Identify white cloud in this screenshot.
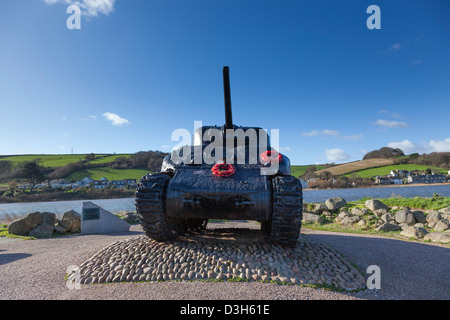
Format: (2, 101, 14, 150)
(341, 134, 363, 141)
(325, 148, 350, 162)
(390, 43, 402, 51)
(428, 138, 450, 152)
(387, 140, 417, 154)
(301, 129, 362, 141)
(102, 112, 130, 126)
(379, 110, 401, 119)
(322, 130, 339, 137)
(301, 130, 320, 137)
(81, 115, 97, 122)
(372, 119, 409, 129)
(388, 138, 450, 154)
(44, 0, 116, 17)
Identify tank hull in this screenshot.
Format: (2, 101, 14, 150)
(165, 166, 271, 221)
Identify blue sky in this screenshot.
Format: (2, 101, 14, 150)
(0, 0, 449, 165)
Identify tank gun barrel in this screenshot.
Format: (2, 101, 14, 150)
(223, 66, 233, 129)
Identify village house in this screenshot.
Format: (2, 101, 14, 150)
(111, 180, 127, 188)
(18, 183, 33, 190)
(390, 177, 403, 185)
(49, 179, 73, 189)
(124, 179, 137, 187)
(389, 169, 410, 177)
(408, 174, 446, 184)
(93, 178, 110, 189)
(375, 176, 392, 185)
(374, 175, 404, 185)
(77, 177, 94, 187)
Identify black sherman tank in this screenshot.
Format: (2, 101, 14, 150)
(135, 66, 303, 246)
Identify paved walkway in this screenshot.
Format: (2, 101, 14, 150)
(0, 224, 449, 300)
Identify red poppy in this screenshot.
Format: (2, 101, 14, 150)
(211, 163, 236, 177)
(260, 150, 282, 164)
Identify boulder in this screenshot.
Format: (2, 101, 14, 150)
(338, 211, 350, 219)
(321, 211, 332, 217)
(62, 210, 81, 233)
(302, 212, 323, 224)
(313, 204, 328, 214)
(54, 225, 67, 234)
(357, 219, 367, 227)
(434, 219, 449, 232)
(8, 212, 53, 236)
(428, 222, 437, 229)
(58, 219, 73, 232)
(365, 199, 389, 212)
(410, 210, 427, 224)
(340, 215, 360, 226)
(376, 223, 401, 232)
(373, 208, 388, 218)
(426, 210, 442, 223)
(399, 223, 411, 230)
(381, 212, 395, 223)
(424, 232, 450, 243)
(438, 207, 450, 215)
(70, 219, 81, 233)
(395, 209, 416, 226)
(400, 226, 428, 239)
(41, 212, 56, 226)
(62, 210, 81, 222)
(29, 223, 54, 238)
(351, 207, 368, 216)
(325, 197, 347, 211)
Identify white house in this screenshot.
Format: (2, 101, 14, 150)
(93, 179, 109, 189)
(49, 179, 73, 189)
(78, 177, 94, 187)
(389, 170, 409, 178)
(111, 180, 126, 188)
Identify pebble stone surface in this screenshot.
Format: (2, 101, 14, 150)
(71, 226, 367, 292)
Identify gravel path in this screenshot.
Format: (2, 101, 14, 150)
(0, 222, 449, 300)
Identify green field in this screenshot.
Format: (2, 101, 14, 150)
(86, 154, 132, 165)
(291, 165, 326, 178)
(345, 164, 448, 178)
(67, 167, 151, 181)
(0, 154, 107, 168)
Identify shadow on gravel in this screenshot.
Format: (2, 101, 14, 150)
(0, 253, 32, 266)
(304, 232, 450, 300)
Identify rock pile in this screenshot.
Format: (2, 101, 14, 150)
(69, 231, 367, 291)
(303, 198, 450, 244)
(8, 210, 81, 238)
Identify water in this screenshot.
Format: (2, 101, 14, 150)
(303, 184, 450, 203)
(1, 184, 449, 223)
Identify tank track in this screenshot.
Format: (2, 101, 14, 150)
(135, 173, 184, 240)
(270, 176, 303, 247)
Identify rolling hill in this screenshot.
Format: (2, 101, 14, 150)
(315, 158, 395, 176)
